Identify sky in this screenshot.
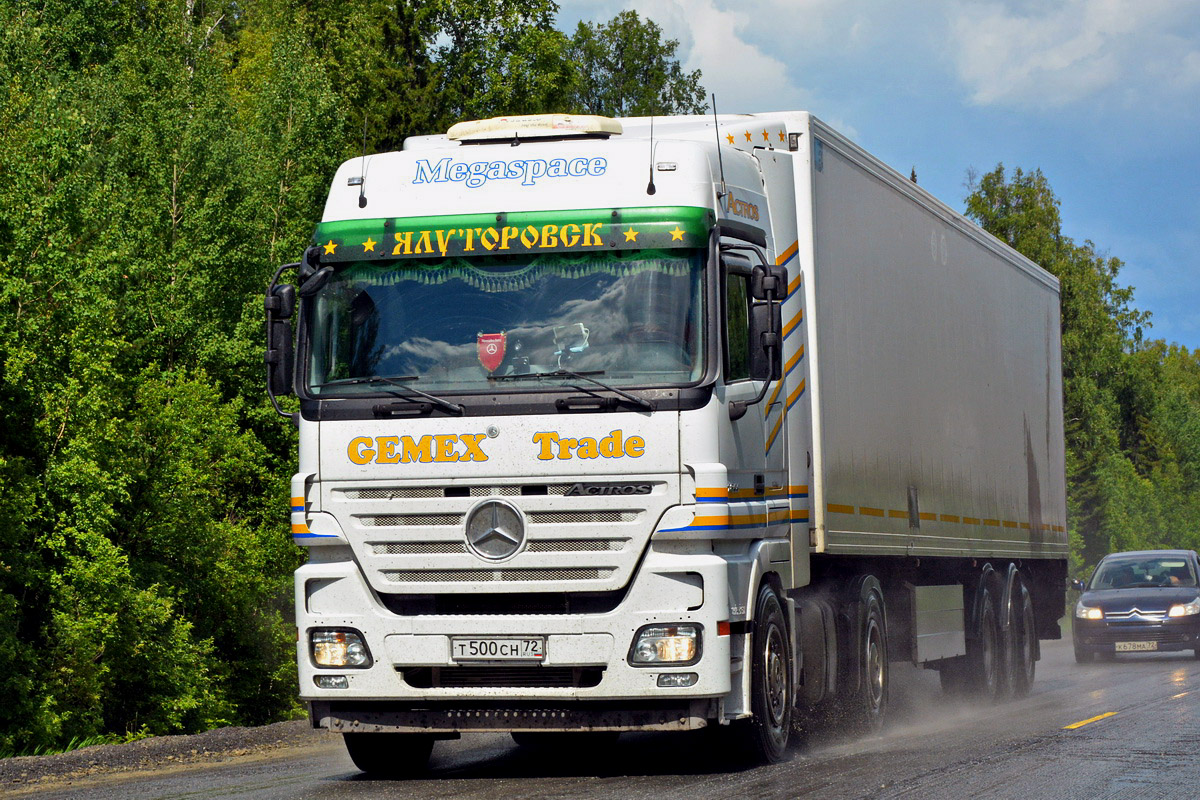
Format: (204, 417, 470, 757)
(558, 0, 1200, 350)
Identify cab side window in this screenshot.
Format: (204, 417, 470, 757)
(724, 271, 752, 381)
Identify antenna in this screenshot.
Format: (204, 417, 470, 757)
(711, 94, 726, 199)
(358, 115, 368, 208)
(646, 116, 657, 196)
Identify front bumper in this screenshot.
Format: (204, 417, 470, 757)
(295, 542, 732, 731)
(1073, 617, 1200, 654)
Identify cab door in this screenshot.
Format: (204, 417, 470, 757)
(718, 248, 772, 529)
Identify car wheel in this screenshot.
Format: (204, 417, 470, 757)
(1073, 643, 1093, 663)
(343, 732, 434, 777)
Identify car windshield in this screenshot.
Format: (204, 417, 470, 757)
(1090, 557, 1197, 589)
(305, 248, 704, 395)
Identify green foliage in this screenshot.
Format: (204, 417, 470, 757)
(567, 11, 707, 117)
(966, 166, 1200, 575)
(0, 0, 703, 753)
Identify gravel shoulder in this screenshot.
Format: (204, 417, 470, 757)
(0, 719, 338, 792)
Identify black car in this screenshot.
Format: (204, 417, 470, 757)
(1072, 549, 1200, 662)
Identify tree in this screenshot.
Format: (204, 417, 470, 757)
(567, 11, 707, 117)
(965, 165, 1200, 573)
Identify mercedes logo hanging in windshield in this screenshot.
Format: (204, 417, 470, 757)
(464, 499, 526, 561)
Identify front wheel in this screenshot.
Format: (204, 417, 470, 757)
(742, 582, 793, 763)
(343, 732, 434, 778)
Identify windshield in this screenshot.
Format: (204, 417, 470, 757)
(306, 249, 705, 395)
(1089, 557, 1198, 589)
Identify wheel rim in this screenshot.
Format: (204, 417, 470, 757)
(866, 617, 885, 710)
(764, 623, 787, 726)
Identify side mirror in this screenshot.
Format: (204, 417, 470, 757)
(747, 302, 782, 381)
(265, 283, 296, 398)
(299, 266, 334, 298)
(1070, 578, 1086, 592)
(751, 264, 788, 301)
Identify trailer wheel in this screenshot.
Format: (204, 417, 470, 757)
(1008, 574, 1037, 697)
(745, 582, 792, 763)
(343, 732, 434, 777)
(967, 575, 1002, 701)
(844, 578, 889, 732)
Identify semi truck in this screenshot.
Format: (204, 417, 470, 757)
(264, 111, 1069, 774)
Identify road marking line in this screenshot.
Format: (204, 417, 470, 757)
(1173, 691, 1190, 699)
(1063, 712, 1117, 730)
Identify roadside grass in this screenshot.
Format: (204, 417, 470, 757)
(0, 730, 152, 760)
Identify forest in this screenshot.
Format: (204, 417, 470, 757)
(2, 0, 1199, 755)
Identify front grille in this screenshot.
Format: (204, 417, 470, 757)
(379, 590, 627, 616)
(371, 540, 625, 556)
(527, 511, 638, 524)
(382, 568, 615, 584)
(1087, 628, 1190, 645)
(366, 513, 464, 527)
(373, 542, 465, 555)
(400, 666, 604, 689)
(1105, 611, 1168, 621)
(339, 483, 619, 501)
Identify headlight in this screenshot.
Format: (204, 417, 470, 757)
(629, 624, 700, 665)
(1168, 599, 1200, 617)
(1075, 601, 1103, 620)
(311, 629, 372, 668)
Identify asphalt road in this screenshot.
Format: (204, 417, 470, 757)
(11, 638, 1200, 800)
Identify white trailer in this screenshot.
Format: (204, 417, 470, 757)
(264, 111, 1068, 774)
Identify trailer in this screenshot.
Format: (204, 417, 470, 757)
(264, 111, 1068, 774)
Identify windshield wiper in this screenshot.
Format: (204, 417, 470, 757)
(491, 369, 654, 411)
(313, 375, 464, 415)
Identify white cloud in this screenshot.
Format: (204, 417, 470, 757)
(946, 0, 1200, 109)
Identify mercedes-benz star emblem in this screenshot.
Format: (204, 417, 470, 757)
(464, 499, 525, 561)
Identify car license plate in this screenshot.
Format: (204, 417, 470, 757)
(451, 637, 546, 662)
(1115, 640, 1158, 652)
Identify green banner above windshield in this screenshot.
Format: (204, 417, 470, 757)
(311, 206, 712, 262)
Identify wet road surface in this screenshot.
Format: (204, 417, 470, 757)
(10, 638, 1200, 800)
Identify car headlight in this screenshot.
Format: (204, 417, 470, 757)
(629, 624, 700, 665)
(311, 629, 372, 668)
(1168, 598, 1200, 617)
(1075, 601, 1103, 620)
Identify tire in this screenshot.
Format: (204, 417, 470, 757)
(343, 732, 434, 777)
(1073, 644, 1094, 663)
(967, 574, 1002, 701)
(740, 582, 793, 763)
(1008, 574, 1037, 698)
(844, 577, 889, 733)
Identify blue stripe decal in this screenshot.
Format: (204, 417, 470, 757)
(292, 532, 339, 539)
(291, 505, 305, 512)
(786, 385, 806, 411)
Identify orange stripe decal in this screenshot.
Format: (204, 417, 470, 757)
(777, 241, 799, 266)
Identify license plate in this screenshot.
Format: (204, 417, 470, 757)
(451, 637, 546, 662)
(1115, 640, 1158, 652)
